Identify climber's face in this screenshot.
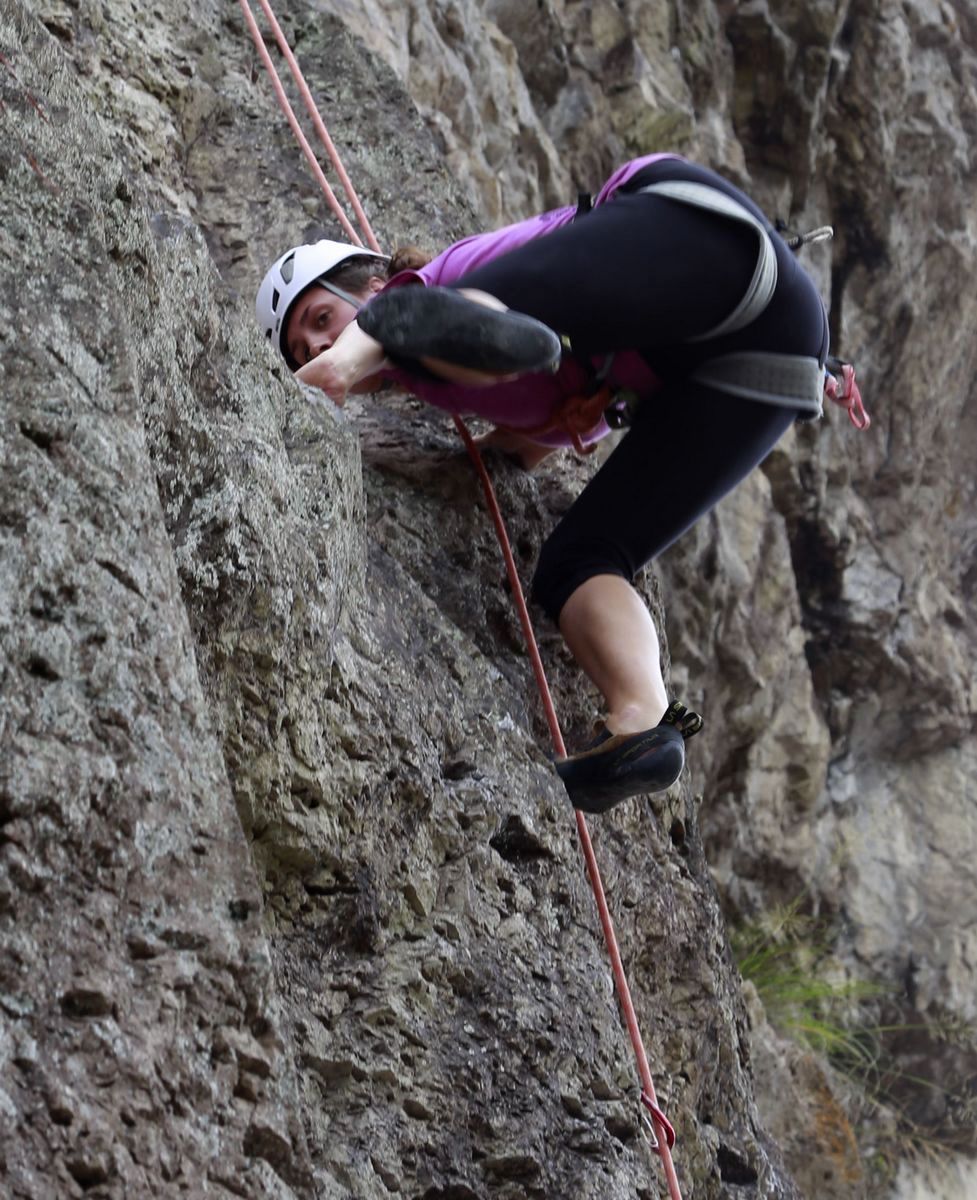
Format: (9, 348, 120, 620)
(286, 277, 383, 368)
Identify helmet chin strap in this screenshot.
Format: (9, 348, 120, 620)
(316, 276, 367, 310)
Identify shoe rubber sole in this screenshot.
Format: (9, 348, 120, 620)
(358, 286, 562, 375)
(555, 725, 686, 814)
(554, 702, 702, 814)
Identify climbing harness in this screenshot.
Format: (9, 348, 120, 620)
(518, 185, 869, 449)
(639, 181, 862, 424)
(637, 181, 780, 343)
(574, 190, 593, 220)
(777, 221, 871, 428)
(240, 4, 684, 1196)
(690, 350, 825, 411)
(497, 345, 620, 455)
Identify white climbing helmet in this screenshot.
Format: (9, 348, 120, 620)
(255, 239, 387, 365)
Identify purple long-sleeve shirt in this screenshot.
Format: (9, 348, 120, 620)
(376, 154, 680, 447)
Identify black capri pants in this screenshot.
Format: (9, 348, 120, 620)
(452, 160, 829, 621)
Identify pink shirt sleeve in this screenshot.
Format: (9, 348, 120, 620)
(383, 153, 682, 292)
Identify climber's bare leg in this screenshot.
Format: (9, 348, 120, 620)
(558, 574, 668, 735)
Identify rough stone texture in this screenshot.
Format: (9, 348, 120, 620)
(2, 0, 976, 1198)
(743, 984, 865, 1198)
(285, 0, 977, 1179)
(0, 5, 314, 1196)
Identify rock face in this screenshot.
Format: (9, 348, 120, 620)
(1, 2, 974, 1199)
(0, 6, 315, 1194)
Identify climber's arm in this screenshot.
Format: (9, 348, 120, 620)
(294, 320, 387, 405)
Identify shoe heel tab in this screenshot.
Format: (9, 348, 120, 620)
(662, 700, 704, 740)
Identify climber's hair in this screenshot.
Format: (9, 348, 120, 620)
(321, 245, 434, 292)
(321, 254, 388, 291)
(386, 245, 433, 274)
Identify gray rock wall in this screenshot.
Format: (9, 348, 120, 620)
(0, 4, 314, 1194)
(253, 0, 977, 1181)
(2, 0, 975, 1197)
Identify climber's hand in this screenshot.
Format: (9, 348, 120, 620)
(295, 319, 387, 406)
(295, 350, 352, 404)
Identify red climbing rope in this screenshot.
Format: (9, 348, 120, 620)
(238, 0, 368, 248)
(243, 9, 682, 1195)
(249, 0, 382, 254)
(452, 418, 682, 1187)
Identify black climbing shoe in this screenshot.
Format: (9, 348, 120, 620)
(555, 701, 703, 815)
(358, 286, 563, 375)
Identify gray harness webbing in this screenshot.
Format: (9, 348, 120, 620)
(689, 352, 823, 415)
(635, 180, 823, 416)
(636, 181, 778, 341)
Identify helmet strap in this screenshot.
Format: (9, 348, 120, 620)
(316, 277, 368, 311)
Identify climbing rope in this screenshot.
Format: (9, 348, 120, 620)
(452, 418, 681, 1184)
(238, 0, 371, 248)
(240, 6, 682, 1194)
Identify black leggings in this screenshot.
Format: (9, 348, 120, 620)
(453, 159, 825, 621)
(452, 160, 827, 364)
(529, 384, 796, 619)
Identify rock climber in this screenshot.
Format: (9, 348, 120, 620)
(256, 153, 830, 813)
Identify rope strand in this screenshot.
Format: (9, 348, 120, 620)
(252, 0, 382, 253)
(452, 418, 682, 1195)
(238, 0, 364, 246)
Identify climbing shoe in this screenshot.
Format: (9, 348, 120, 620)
(555, 701, 703, 815)
(357, 286, 563, 375)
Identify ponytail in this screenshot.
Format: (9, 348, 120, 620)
(387, 245, 433, 275)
